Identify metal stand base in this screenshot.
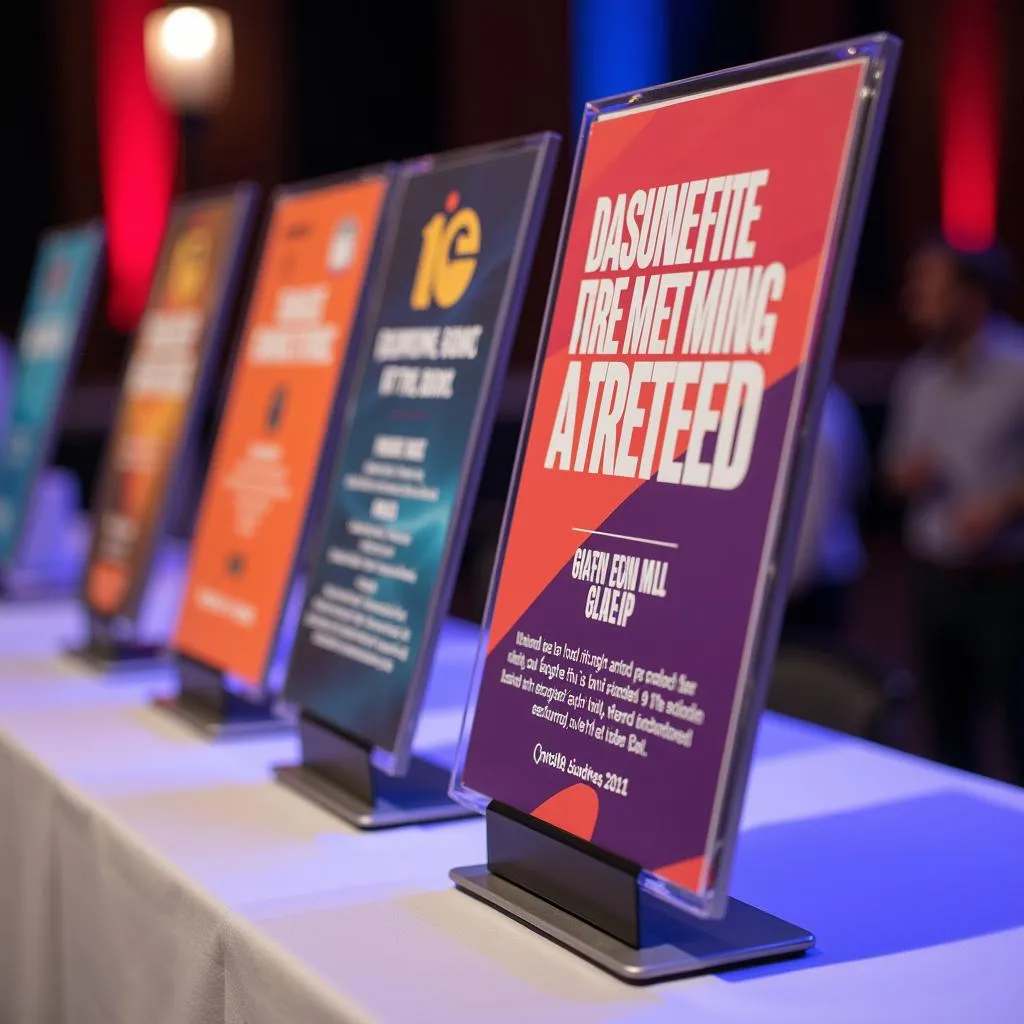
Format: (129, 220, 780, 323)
(274, 712, 474, 829)
(450, 805, 813, 983)
(154, 656, 292, 740)
(63, 614, 167, 674)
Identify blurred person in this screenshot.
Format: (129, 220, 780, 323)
(784, 384, 869, 645)
(884, 239, 1024, 782)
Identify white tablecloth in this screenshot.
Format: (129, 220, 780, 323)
(0, 599, 1022, 1024)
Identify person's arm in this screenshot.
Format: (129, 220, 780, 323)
(882, 361, 937, 499)
(951, 374, 1024, 547)
(951, 478, 1024, 548)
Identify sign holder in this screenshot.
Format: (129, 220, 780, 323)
(156, 655, 287, 737)
(72, 610, 167, 672)
(448, 35, 900, 981)
(452, 805, 812, 981)
(66, 184, 260, 673)
(158, 168, 395, 738)
(0, 223, 105, 600)
(156, 577, 306, 736)
(275, 133, 560, 828)
(275, 711, 467, 827)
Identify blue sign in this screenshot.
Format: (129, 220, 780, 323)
(285, 137, 557, 766)
(0, 224, 104, 565)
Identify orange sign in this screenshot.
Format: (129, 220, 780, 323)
(173, 173, 389, 685)
(85, 188, 256, 619)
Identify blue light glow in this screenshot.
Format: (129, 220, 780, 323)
(570, 0, 671, 129)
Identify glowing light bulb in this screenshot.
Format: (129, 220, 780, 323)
(145, 5, 233, 112)
(160, 6, 217, 62)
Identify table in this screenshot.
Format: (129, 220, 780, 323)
(0, 599, 1022, 1023)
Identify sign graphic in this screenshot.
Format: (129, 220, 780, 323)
(85, 186, 257, 619)
(409, 192, 481, 311)
(285, 136, 557, 764)
(456, 62, 869, 902)
(0, 223, 104, 565)
(173, 172, 390, 685)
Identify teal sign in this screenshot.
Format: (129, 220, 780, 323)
(0, 224, 104, 564)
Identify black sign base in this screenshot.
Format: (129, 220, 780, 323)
(155, 656, 292, 740)
(274, 711, 474, 829)
(450, 804, 814, 984)
(64, 614, 167, 674)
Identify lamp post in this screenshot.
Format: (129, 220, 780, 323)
(143, 4, 234, 191)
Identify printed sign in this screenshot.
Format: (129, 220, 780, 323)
(85, 186, 257, 619)
(285, 136, 557, 763)
(0, 224, 104, 565)
(173, 172, 390, 684)
(456, 61, 869, 901)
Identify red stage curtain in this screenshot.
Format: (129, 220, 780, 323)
(95, 0, 178, 330)
(941, 0, 999, 252)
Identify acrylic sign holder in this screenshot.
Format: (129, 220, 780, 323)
(449, 34, 900, 982)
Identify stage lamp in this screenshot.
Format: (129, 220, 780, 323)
(144, 5, 234, 114)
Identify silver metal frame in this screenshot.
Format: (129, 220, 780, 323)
(275, 759, 475, 829)
(154, 694, 293, 740)
(450, 864, 813, 983)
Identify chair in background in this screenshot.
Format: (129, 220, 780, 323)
(767, 643, 913, 747)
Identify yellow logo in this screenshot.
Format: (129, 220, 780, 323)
(166, 225, 214, 306)
(409, 190, 481, 311)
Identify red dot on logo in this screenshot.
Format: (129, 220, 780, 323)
(444, 190, 461, 214)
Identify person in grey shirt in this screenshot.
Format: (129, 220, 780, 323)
(884, 240, 1024, 782)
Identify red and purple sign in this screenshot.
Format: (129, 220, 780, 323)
(458, 60, 868, 902)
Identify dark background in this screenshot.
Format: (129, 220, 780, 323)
(0, 0, 1017, 774)
(10, 1, 1024, 364)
